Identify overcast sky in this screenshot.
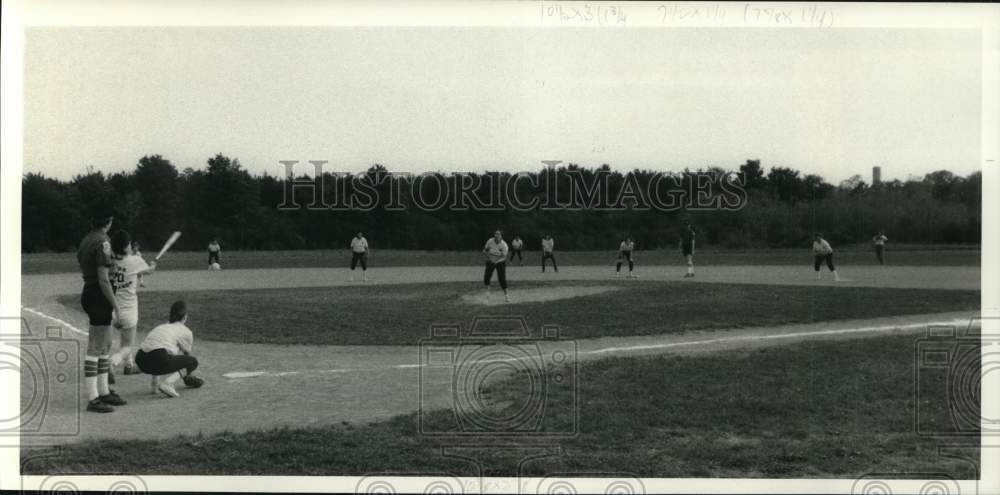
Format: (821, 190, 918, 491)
(24, 27, 982, 183)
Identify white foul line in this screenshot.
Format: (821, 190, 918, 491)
(221, 318, 971, 380)
(22, 307, 90, 336)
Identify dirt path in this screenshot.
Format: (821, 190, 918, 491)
(15, 265, 981, 446)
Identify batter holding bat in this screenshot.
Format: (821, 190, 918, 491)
(110, 230, 157, 376)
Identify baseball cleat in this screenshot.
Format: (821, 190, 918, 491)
(87, 398, 114, 413)
(183, 375, 205, 388)
(158, 383, 180, 398)
(99, 391, 127, 406)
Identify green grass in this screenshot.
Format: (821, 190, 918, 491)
(22, 333, 979, 477)
(56, 281, 980, 345)
(23, 246, 980, 274)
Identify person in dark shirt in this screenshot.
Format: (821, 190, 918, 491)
(680, 222, 696, 278)
(77, 213, 126, 413)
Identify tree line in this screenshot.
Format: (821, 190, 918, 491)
(22, 155, 981, 252)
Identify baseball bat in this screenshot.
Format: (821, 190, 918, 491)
(155, 231, 182, 260)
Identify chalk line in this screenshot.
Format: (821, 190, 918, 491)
(22, 307, 90, 336)
(222, 318, 971, 380)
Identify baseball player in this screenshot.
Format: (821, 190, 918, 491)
(680, 222, 696, 278)
(509, 235, 524, 266)
(541, 235, 558, 273)
(813, 233, 840, 281)
(136, 300, 204, 398)
(350, 231, 369, 282)
(873, 231, 888, 265)
(109, 230, 157, 376)
(616, 236, 637, 278)
(207, 238, 222, 268)
(483, 229, 511, 303)
(77, 212, 125, 413)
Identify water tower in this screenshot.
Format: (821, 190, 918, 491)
(872, 166, 882, 185)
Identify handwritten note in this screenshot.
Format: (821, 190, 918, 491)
(539, 2, 628, 26)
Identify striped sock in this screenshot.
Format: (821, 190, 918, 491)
(97, 355, 110, 396)
(84, 356, 99, 400)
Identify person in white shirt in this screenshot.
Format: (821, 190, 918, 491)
(508, 236, 524, 266)
(109, 230, 157, 376)
(541, 235, 558, 273)
(873, 231, 888, 265)
(349, 231, 370, 282)
(483, 230, 511, 302)
(207, 238, 222, 268)
(616, 236, 637, 278)
(135, 301, 205, 398)
(812, 233, 840, 281)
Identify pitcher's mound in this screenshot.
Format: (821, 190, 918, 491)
(461, 285, 623, 306)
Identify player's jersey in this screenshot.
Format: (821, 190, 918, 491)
(208, 242, 220, 253)
(511, 239, 523, 250)
(620, 240, 634, 252)
(484, 238, 509, 263)
(682, 228, 696, 248)
(542, 238, 554, 253)
(141, 322, 193, 355)
(813, 239, 834, 255)
(111, 254, 149, 312)
(351, 237, 369, 253)
(873, 235, 887, 246)
(77, 229, 113, 287)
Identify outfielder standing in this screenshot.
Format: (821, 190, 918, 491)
(873, 231, 888, 265)
(813, 233, 840, 281)
(77, 212, 126, 413)
(350, 231, 369, 282)
(680, 222, 696, 278)
(483, 229, 510, 303)
(541, 234, 558, 273)
(616, 236, 636, 278)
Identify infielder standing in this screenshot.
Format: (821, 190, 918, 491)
(483, 230, 510, 303)
(109, 230, 157, 376)
(813, 233, 840, 281)
(509, 235, 524, 266)
(616, 236, 636, 278)
(350, 231, 369, 282)
(680, 222, 696, 278)
(541, 235, 558, 273)
(77, 212, 126, 413)
(207, 238, 222, 268)
(873, 231, 888, 265)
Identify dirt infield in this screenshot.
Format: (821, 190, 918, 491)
(459, 285, 623, 305)
(15, 264, 981, 446)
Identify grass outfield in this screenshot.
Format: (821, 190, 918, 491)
(23, 246, 980, 274)
(22, 333, 978, 477)
(56, 281, 980, 345)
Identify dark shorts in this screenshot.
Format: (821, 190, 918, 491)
(682, 245, 694, 256)
(136, 348, 199, 376)
(80, 284, 114, 326)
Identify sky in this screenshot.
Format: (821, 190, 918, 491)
(23, 27, 983, 183)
